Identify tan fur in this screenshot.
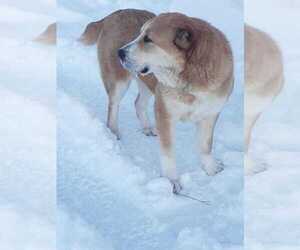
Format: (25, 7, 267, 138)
(78, 9, 157, 139)
(34, 23, 56, 45)
(121, 13, 233, 190)
(245, 25, 283, 97)
(78, 20, 104, 45)
(97, 10, 154, 85)
(245, 24, 284, 174)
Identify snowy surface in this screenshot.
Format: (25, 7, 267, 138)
(245, 1, 300, 249)
(0, 2, 56, 249)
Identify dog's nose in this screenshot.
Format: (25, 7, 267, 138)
(118, 48, 126, 61)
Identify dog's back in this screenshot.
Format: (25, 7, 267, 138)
(245, 24, 284, 98)
(78, 9, 157, 138)
(79, 9, 156, 91)
(78, 20, 103, 45)
(97, 9, 155, 86)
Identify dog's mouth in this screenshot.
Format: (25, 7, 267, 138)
(119, 55, 150, 76)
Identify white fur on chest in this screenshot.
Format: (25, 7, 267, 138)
(165, 90, 226, 122)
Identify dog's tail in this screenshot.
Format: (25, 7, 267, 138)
(78, 19, 104, 45)
(34, 23, 56, 45)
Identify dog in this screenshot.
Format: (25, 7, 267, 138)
(79, 9, 158, 139)
(245, 24, 284, 175)
(34, 23, 56, 44)
(119, 13, 234, 192)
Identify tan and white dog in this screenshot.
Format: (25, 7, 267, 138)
(79, 9, 158, 139)
(245, 25, 284, 175)
(119, 13, 234, 192)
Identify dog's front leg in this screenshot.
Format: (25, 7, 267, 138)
(155, 95, 181, 193)
(197, 114, 223, 176)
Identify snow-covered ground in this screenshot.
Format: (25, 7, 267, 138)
(0, 1, 56, 249)
(1, 0, 299, 249)
(245, 1, 300, 249)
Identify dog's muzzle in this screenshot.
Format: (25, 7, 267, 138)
(118, 47, 150, 76)
(118, 48, 132, 71)
(139, 66, 150, 75)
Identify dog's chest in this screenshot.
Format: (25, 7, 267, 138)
(164, 89, 226, 122)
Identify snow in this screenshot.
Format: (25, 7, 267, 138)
(1, 0, 299, 249)
(176, 227, 222, 250)
(0, 203, 55, 250)
(0, 3, 56, 249)
(57, 208, 115, 250)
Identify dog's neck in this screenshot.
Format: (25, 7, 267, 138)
(153, 67, 196, 104)
(153, 66, 189, 91)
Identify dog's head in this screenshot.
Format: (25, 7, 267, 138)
(118, 13, 197, 78)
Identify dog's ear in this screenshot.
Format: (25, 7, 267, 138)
(174, 28, 193, 50)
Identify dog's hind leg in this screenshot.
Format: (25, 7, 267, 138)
(107, 79, 130, 139)
(135, 80, 156, 136)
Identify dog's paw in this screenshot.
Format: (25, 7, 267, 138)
(204, 162, 224, 176)
(245, 156, 267, 175)
(107, 125, 121, 140)
(112, 130, 121, 140)
(201, 155, 224, 176)
(171, 179, 182, 194)
(142, 127, 157, 137)
(115, 133, 121, 140)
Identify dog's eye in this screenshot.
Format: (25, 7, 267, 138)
(143, 35, 152, 43)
